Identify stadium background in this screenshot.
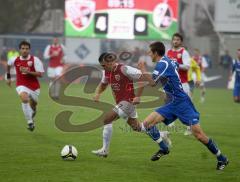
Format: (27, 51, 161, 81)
(0, 0, 240, 87)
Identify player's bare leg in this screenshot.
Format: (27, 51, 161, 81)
(142, 112, 170, 161)
(92, 110, 118, 157)
(191, 124, 229, 170)
(19, 92, 34, 131)
(29, 98, 37, 118)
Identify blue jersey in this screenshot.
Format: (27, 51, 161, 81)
(153, 56, 200, 126)
(152, 56, 188, 100)
(233, 59, 240, 85)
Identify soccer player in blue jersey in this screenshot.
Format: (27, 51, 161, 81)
(138, 41, 228, 170)
(229, 49, 240, 103)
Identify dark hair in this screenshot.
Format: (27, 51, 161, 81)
(149, 41, 165, 56)
(172, 33, 183, 42)
(98, 52, 108, 63)
(19, 40, 31, 49)
(98, 52, 117, 63)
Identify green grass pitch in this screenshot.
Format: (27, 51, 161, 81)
(0, 81, 239, 182)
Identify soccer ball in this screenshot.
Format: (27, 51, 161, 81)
(61, 145, 78, 160)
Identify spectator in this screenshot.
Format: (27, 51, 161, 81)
(220, 50, 232, 70)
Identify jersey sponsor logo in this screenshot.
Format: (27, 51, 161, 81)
(115, 74, 121, 81)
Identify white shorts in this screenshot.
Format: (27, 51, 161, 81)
(182, 82, 190, 96)
(113, 101, 138, 120)
(47, 66, 63, 78)
(16, 86, 40, 102)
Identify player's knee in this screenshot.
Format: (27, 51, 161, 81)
(19, 93, 29, 103)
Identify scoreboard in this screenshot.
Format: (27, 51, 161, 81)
(65, 0, 178, 40)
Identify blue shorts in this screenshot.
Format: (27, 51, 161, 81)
(155, 97, 200, 126)
(233, 84, 240, 97)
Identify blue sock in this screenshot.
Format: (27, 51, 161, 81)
(205, 138, 226, 161)
(146, 125, 169, 152)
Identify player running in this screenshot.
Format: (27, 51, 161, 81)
(188, 57, 201, 98)
(92, 52, 171, 157)
(167, 33, 191, 135)
(138, 41, 228, 170)
(6, 41, 44, 131)
(43, 37, 65, 99)
(167, 33, 191, 95)
(192, 48, 208, 103)
(229, 49, 240, 103)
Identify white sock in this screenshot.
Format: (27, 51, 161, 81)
(160, 131, 168, 138)
(102, 123, 113, 151)
(140, 123, 146, 132)
(22, 103, 33, 124)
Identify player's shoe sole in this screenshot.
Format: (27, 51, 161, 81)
(217, 159, 229, 170)
(91, 149, 108, 158)
(151, 149, 169, 161)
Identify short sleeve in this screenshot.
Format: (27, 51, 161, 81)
(43, 45, 51, 59)
(101, 70, 108, 84)
(182, 50, 191, 67)
(152, 61, 168, 82)
(34, 57, 45, 72)
(121, 65, 142, 80)
(7, 57, 16, 66)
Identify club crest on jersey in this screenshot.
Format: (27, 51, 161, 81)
(115, 74, 121, 81)
(27, 61, 33, 67)
(177, 53, 182, 59)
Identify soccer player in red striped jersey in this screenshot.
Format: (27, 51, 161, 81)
(92, 52, 171, 157)
(167, 33, 192, 135)
(43, 37, 65, 99)
(6, 41, 44, 131)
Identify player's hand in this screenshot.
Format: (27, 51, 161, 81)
(132, 96, 140, 105)
(6, 79, 11, 87)
(138, 61, 146, 72)
(195, 80, 201, 87)
(93, 94, 100, 102)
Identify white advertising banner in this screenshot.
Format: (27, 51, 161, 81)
(65, 38, 100, 64)
(215, 0, 240, 32)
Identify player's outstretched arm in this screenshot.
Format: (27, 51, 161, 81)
(93, 83, 108, 102)
(138, 61, 156, 87)
(132, 80, 144, 105)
